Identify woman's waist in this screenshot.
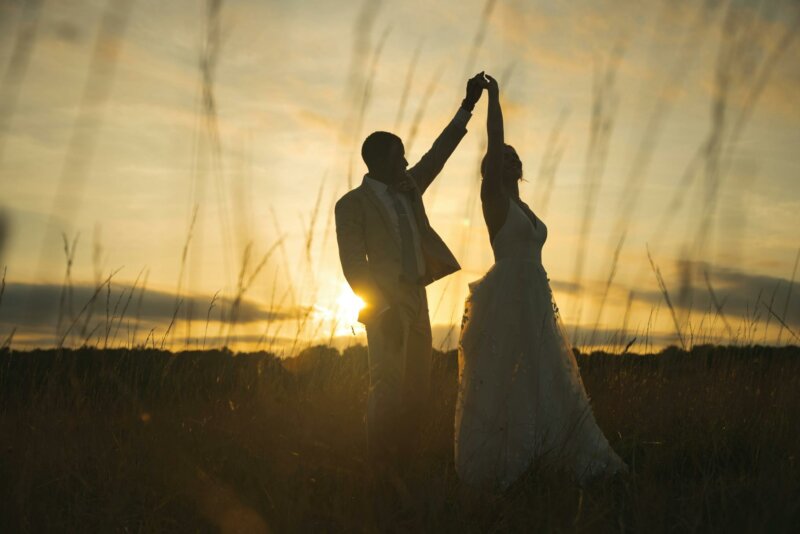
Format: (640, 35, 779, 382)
(474, 257, 549, 283)
(491, 255, 545, 268)
(465, 258, 553, 300)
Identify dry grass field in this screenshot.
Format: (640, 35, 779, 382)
(1, 343, 798, 532)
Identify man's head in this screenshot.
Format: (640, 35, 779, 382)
(361, 131, 408, 182)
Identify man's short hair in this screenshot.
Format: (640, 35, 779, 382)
(361, 131, 403, 173)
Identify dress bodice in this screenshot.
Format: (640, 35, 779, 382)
(491, 199, 547, 264)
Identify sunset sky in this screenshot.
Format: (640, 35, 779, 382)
(0, 0, 798, 353)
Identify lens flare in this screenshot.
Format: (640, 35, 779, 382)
(336, 284, 365, 325)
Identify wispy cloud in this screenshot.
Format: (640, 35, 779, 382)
(634, 261, 800, 328)
(0, 281, 292, 329)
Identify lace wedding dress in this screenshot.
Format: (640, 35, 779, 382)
(455, 199, 627, 491)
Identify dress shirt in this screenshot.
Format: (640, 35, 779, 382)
(364, 176, 426, 278)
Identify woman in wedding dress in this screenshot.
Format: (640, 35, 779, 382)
(454, 74, 628, 491)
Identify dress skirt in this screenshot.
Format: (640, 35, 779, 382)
(455, 258, 627, 491)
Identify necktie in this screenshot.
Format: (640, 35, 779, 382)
(388, 188, 419, 284)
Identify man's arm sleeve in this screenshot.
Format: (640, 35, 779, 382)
(407, 107, 472, 195)
(334, 197, 389, 323)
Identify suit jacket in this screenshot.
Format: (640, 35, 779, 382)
(335, 112, 467, 324)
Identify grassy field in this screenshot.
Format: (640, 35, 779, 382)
(1, 344, 798, 532)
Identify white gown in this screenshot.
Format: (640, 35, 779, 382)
(455, 199, 627, 491)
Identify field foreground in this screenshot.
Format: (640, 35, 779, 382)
(1, 344, 798, 532)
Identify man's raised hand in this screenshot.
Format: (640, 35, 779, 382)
(462, 71, 487, 112)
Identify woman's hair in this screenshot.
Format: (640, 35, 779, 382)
(480, 144, 523, 182)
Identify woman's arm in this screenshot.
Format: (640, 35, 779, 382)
(480, 75, 508, 241)
(407, 73, 484, 194)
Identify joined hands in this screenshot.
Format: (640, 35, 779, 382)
(462, 71, 498, 112)
(462, 71, 486, 112)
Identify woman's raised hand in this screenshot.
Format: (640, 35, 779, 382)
(484, 74, 499, 99)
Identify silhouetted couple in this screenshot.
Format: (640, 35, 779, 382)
(335, 72, 627, 496)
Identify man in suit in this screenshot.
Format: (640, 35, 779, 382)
(335, 73, 485, 468)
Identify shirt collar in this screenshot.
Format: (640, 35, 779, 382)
(364, 174, 388, 192)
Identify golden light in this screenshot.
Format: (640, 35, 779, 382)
(335, 283, 366, 325)
(309, 283, 367, 337)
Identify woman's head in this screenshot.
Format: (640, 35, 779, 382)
(481, 144, 523, 185)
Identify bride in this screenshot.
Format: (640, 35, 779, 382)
(454, 74, 628, 491)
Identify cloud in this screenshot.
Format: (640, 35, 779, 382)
(506, 260, 800, 337)
(0, 281, 292, 330)
(632, 261, 800, 329)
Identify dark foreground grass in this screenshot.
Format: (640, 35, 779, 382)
(0, 344, 798, 532)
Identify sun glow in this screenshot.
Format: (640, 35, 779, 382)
(310, 283, 367, 337)
(335, 284, 366, 325)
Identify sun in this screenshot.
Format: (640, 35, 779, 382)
(309, 283, 367, 338)
(335, 283, 366, 325)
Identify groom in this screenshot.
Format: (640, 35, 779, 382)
(335, 73, 485, 468)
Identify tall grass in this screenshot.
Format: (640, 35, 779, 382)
(0, 266, 6, 309)
(1, 344, 798, 531)
(109, 267, 144, 348)
(532, 108, 569, 218)
(587, 1, 722, 343)
(568, 39, 624, 346)
(569, 1, 798, 353)
(704, 268, 734, 339)
(669, 3, 799, 320)
(56, 268, 121, 349)
(647, 247, 685, 350)
(462, 0, 498, 80)
(0, 0, 44, 165)
(394, 39, 424, 131)
(173, 205, 198, 347)
(342, 0, 386, 189)
(0, 265, 7, 349)
(776, 248, 799, 344)
(404, 63, 447, 157)
(56, 233, 79, 345)
(33, 0, 134, 279)
(224, 238, 284, 347)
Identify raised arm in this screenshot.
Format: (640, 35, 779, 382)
(334, 196, 388, 324)
(480, 75, 508, 240)
(407, 73, 485, 194)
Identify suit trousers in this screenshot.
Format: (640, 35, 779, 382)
(364, 283, 432, 465)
